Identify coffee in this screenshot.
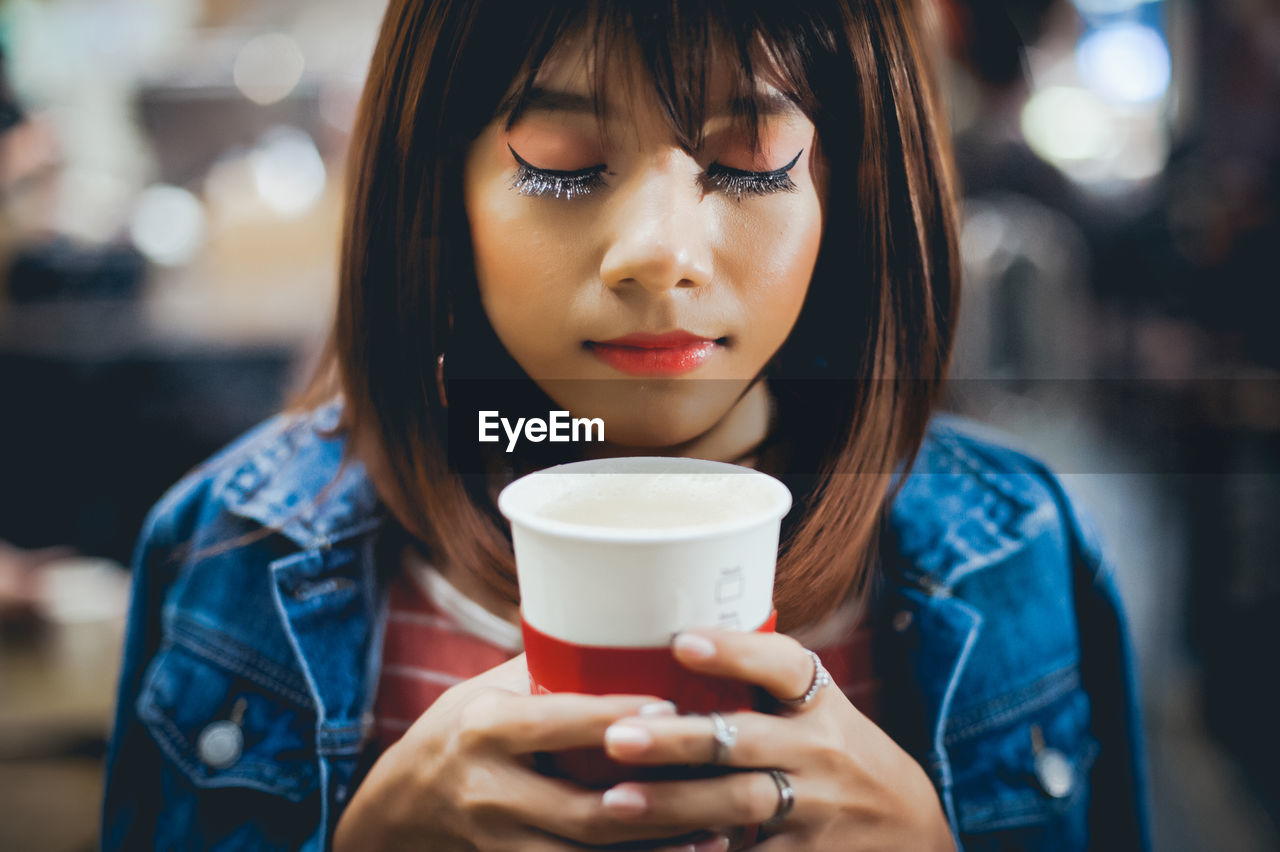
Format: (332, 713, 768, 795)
(530, 473, 780, 529)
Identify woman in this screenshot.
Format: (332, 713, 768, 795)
(102, 1, 1149, 849)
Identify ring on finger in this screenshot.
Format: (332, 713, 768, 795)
(779, 648, 831, 708)
(708, 710, 738, 765)
(760, 768, 796, 831)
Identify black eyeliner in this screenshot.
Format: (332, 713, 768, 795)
(507, 143, 606, 179)
(707, 149, 804, 180)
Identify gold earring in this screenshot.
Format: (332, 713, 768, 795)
(435, 352, 448, 409)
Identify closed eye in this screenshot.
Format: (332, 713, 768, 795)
(508, 145, 803, 202)
(703, 150, 803, 201)
(509, 145, 607, 200)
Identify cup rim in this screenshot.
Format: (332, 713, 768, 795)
(497, 456, 793, 543)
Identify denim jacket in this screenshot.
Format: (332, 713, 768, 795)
(101, 401, 1150, 850)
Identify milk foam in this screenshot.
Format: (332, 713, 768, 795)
(530, 473, 777, 529)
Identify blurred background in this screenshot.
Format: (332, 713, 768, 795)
(0, 0, 1276, 849)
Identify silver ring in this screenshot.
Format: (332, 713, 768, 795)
(780, 649, 831, 708)
(708, 711, 738, 765)
(761, 769, 795, 830)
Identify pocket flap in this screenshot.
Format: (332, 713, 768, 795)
(950, 687, 1101, 834)
(137, 640, 318, 803)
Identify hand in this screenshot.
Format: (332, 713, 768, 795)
(333, 653, 737, 852)
(0, 540, 76, 620)
(595, 630, 957, 851)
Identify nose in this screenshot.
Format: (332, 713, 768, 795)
(598, 153, 714, 296)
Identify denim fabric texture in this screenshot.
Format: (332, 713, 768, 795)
(101, 401, 1151, 850)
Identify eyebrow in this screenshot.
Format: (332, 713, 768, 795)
(503, 86, 804, 125)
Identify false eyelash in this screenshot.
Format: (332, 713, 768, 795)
(703, 149, 804, 202)
(511, 163, 608, 199)
(508, 144, 607, 199)
(702, 168, 798, 200)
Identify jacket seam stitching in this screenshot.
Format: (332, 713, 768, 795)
(944, 663, 1082, 744)
(901, 433, 1047, 589)
(932, 430, 1039, 511)
(169, 618, 313, 708)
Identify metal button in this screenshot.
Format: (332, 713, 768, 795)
(1034, 747, 1074, 799)
(916, 575, 951, 598)
(892, 610, 914, 632)
(1029, 725, 1073, 799)
(197, 721, 244, 769)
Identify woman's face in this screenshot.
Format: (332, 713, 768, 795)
(464, 37, 827, 449)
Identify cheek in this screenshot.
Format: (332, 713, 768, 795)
(723, 193, 824, 337)
(472, 225, 571, 365)
(465, 153, 576, 349)
(469, 199, 534, 310)
(467, 144, 526, 302)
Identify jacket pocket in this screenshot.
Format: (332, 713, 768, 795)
(947, 681, 1100, 848)
(136, 637, 319, 803)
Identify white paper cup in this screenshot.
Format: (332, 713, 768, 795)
(498, 456, 793, 647)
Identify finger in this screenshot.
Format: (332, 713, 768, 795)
(504, 828, 601, 852)
(602, 711, 797, 769)
(504, 769, 723, 848)
(670, 630, 827, 707)
(26, 545, 78, 567)
(472, 690, 677, 754)
(599, 772, 789, 834)
(510, 826, 702, 852)
(650, 835, 732, 852)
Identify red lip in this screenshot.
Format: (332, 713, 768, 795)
(587, 331, 722, 376)
(595, 331, 717, 348)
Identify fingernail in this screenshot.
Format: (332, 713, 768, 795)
(602, 785, 647, 814)
(605, 724, 652, 749)
(673, 632, 716, 660)
(638, 700, 677, 716)
(690, 836, 730, 852)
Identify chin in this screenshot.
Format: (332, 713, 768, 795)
(538, 379, 745, 450)
(594, 413, 722, 449)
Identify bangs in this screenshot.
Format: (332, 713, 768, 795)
(494, 1, 826, 156)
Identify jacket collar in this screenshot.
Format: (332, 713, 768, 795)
(216, 401, 389, 771)
(221, 399, 385, 550)
(885, 413, 1043, 592)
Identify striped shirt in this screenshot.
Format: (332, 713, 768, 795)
(374, 555, 880, 750)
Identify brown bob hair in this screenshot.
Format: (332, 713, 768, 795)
(297, 0, 959, 632)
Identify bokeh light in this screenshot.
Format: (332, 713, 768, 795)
(1077, 23, 1172, 105)
(1021, 86, 1118, 164)
(1071, 0, 1156, 15)
(232, 33, 306, 106)
(129, 184, 206, 266)
(249, 127, 327, 217)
